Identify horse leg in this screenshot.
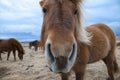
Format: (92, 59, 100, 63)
(37, 47, 38, 51)
(103, 58, 114, 80)
(13, 50, 16, 61)
(7, 51, 11, 60)
(61, 73, 70, 80)
(0, 53, 2, 60)
(113, 59, 119, 73)
(35, 46, 37, 51)
(103, 51, 118, 80)
(74, 64, 86, 80)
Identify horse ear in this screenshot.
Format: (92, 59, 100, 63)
(39, 0, 44, 7)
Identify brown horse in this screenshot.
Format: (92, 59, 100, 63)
(0, 38, 25, 61)
(39, 40, 44, 51)
(39, 0, 118, 80)
(117, 42, 120, 46)
(29, 40, 40, 51)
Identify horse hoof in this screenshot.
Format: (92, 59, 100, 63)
(106, 77, 111, 80)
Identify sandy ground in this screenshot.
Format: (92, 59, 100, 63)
(0, 40, 120, 80)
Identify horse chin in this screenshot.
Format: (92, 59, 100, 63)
(48, 58, 76, 73)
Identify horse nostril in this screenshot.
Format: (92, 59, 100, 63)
(46, 43, 55, 63)
(69, 43, 77, 61)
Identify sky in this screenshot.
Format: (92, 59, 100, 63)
(0, 0, 120, 42)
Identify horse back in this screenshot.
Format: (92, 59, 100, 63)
(86, 23, 116, 63)
(29, 40, 38, 46)
(0, 39, 13, 51)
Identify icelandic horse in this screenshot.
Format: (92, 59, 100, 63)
(39, 0, 119, 80)
(0, 38, 25, 61)
(29, 40, 39, 51)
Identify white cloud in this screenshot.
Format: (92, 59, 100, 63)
(84, 6, 119, 20)
(83, 0, 120, 29)
(83, 0, 117, 8)
(0, 0, 12, 7)
(0, 0, 42, 21)
(0, 0, 40, 10)
(0, 0, 43, 39)
(108, 22, 120, 28)
(107, 21, 120, 35)
(0, 12, 36, 20)
(0, 0, 120, 41)
(83, 1, 120, 20)
(0, 35, 11, 39)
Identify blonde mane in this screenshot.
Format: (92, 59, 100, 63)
(75, 4, 92, 45)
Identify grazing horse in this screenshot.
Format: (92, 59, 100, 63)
(117, 42, 120, 46)
(39, 0, 118, 80)
(39, 40, 44, 51)
(29, 40, 39, 51)
(0, 38, 25, 61)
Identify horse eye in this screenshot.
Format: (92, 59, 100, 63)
(74, 9, 78, 15)
(42, 8, 47, 13)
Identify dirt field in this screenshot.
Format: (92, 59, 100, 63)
(0, 39, 120, 80)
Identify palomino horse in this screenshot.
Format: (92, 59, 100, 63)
(39, 0, 118, 80)
(0, 38, 25, 61)
(29, 40, 40, 51)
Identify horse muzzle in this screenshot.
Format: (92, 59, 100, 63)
(45, 39, 77, 73)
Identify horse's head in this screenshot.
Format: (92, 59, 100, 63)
(18, 50, 25, 60)
(40, 0, 82, 73)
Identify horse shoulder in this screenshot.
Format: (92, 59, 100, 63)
(85, 24, 113, 63)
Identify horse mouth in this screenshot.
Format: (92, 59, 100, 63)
(45, 40, 77, 73)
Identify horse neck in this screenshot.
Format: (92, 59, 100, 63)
(12, 41, 24, 54)
(77, 42, 89, 61)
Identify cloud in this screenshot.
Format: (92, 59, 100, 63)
(0, 0, 120, 41)
(83, 0, 120, 21)
(0, 0, 41, 10)
(84, 6, 119, 19)
(107, 22, 120, 36)
(83, 0, 118, 8)
(83, 0, 120, 36)
(0, 12, 36, 21)
(0, 0, 43, 41)
(0, 0, 43, 21)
